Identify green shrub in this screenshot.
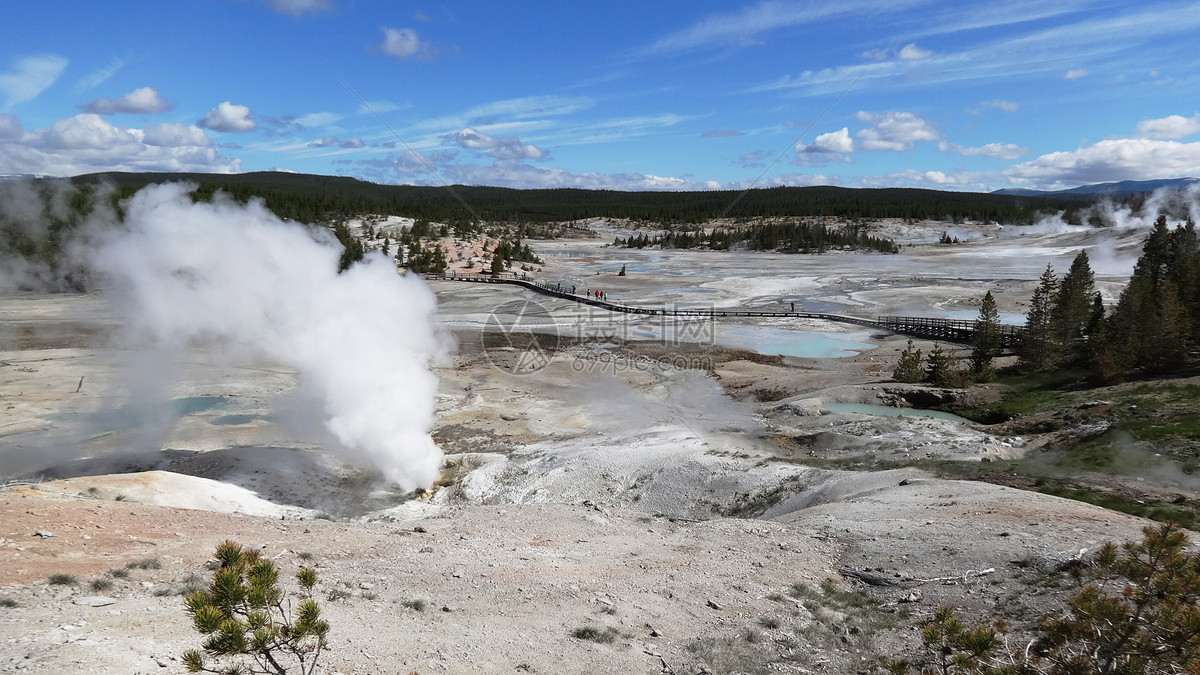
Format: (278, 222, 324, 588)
(48, 573, 77, 586)
(571, 626, 618, 643)
(182, 540, 329, 675)
(889, 522, 1200, 673)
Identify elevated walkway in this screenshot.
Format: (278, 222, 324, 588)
(424, 272, 1022, 347)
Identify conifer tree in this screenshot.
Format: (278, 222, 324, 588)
(1107, 215, 1195, 373)
(970, 291, 1002, 376)
(893, 339, 925, 383)
(924, 343, 951, 386)
(1019, 264, 1058, 371)
(1050, 251, 1095, 366)
(183, 541, 329, 675)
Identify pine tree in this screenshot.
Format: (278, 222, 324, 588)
(970, 291, 1002, 376)
(893, 339, 925, 383)
(1050, 251, 1095, 366)
(1146, 280, 1189, 373)
(924, 343, 951, 386)
(332, 223, 364, 273)
(1019, 264, 1059, 371)
(183, 541, 329, 675)
(1107, 215, 1195, 374)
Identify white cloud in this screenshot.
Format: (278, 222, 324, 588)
(142, 122, 212, 147)
(41, 114, 137, 150)
(981, 99, 1018, 112)
(636, 0, 923, 56)
(80, 86, 173, 115)
(862, 43, 934, 61)
(897, 43, 933, 60)
(1135, 113, 1200, 140)
(738, 150, 766, 168)
(303, 135, 365, 150)
(800, 127, 854, 153)
(357, 100, 408, 115)
(261, 111, 345, 137)
(265, 0, 332, 16)
(1005, 138, 1200, 190)
(0, 54, 68, 110)
(352, 148, 731, 191)
(702, 129, 743, 138)
(0, 113, 238, 176)
(294, 111, 343, 128)
(455, 127, 548, 160)
(75, 57, 126, 91)
(1064, 68, 1088, 79)
(379, 27, 435, 61)
(441, 162, 713, 190)
(937, 140, 1029, 160)
(0, 114, 22, 140)
(564, 113, 698, 146)
(466, 95, 592, 122)
(198, 102, 257, 133)
(405, 95, 592, 139)
(858, 168, 999, 191)
(752, 4, 1200, 97)
(854, 111, 940, 151)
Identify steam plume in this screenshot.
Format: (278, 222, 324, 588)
(85, 183, 447, 489)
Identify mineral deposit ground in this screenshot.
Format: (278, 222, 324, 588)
(0, 218, 1189, 674)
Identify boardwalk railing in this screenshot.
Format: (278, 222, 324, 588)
(423, 272, 1023, 346)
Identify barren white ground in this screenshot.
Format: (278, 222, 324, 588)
(0, 218, 1168, 674)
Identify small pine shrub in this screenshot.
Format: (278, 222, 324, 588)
(182, 540, 329, 675)
(892, 339, 925, 383)
(889, 522, 1200, 673)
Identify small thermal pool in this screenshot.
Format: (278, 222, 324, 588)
(716, 325, 875, 358)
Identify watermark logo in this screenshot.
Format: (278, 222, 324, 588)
(482, 299, 720, 375)
(570, 351, 715, 375)
(482, 298, 560, 374)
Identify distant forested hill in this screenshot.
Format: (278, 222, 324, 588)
(63, 171, 1086, 225)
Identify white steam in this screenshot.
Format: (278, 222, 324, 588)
(1030, 182, 1200, 235)
(1009, 183, 1200, 277)
(88, 183, 448, 490)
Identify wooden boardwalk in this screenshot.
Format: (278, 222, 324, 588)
(424, 272, 1022, 347)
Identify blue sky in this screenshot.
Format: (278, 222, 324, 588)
(2, 0, 1199, 191)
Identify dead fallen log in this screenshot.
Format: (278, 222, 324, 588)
(911, 567, 996, 586)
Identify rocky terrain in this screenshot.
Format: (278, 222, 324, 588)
(0, 217, 1186, 674)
